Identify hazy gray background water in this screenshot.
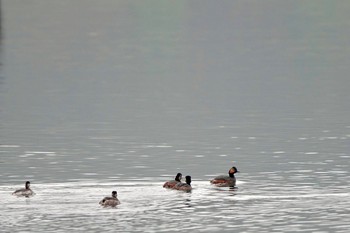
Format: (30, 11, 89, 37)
(0, 0, 349, 232)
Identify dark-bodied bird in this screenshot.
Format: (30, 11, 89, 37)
(210, 167, 239, 187)
(174, 175, 192, 192)
(12, 181, 34, 197)
(163, 173, 182, 189)
(99, 191, 121, 207)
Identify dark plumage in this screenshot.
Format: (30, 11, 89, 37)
(12, 181, 34, 197)
(163, 173, 182, 189)
(210, 167, 239, 187)
(99, 191, 121, 207)
(174, 175, 192, 191)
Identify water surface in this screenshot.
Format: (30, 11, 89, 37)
(0, 0, 349, 232)
(1, 180, 349, 232)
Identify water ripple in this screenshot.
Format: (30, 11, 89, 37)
(1, 180, 349, 232)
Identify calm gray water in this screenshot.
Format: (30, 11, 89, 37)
(1, 0, 349, 232)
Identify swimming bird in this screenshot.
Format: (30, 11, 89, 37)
(174, 175, 192, 192)
(99, 191, 121, 207)
(12, 181, 34, 197)
(163, 173, 182, 189)
(210, 167, 239, 187)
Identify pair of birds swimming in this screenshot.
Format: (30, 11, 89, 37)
(12, 167, 239, 207)
(163, 174, 192, 191)
(163, 166, 239, 191)
(12, 181, 121, 207)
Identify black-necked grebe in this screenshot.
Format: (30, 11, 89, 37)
(210, 167, 239, 187)
(163, 173, 182, 189)
(174, 175, 192, 191)
(99, 191, 121, 207)
(12, 181, 34, 197)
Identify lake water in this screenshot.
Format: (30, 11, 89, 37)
(0, 0, 349, 232)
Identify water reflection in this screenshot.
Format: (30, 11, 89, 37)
(184, 198, 192, 208)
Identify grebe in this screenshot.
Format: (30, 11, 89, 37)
(174, 175, 192, 191)
(163, 173, 182, 189)
(12, 181, 34, 197)
(99, 191, 121, 207)
(210, 167, 239, 187)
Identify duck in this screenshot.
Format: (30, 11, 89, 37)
(174, 175, 192, 192)
(210, 166, 239, 187)
(99, 191, 121, 207)
(163, 173, 182, 189)
(12, 181, 34, 197)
